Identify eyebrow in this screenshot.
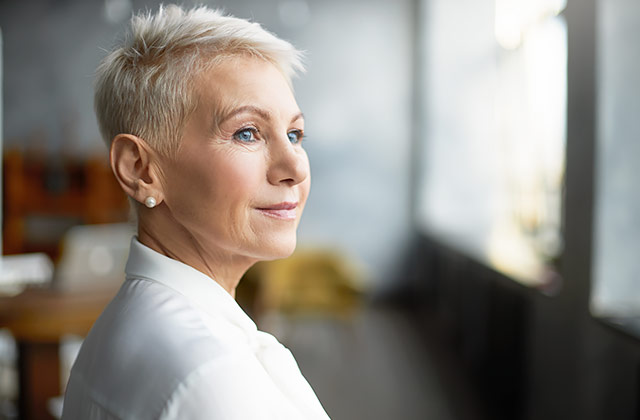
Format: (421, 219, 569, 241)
(218, 105, 304, 125)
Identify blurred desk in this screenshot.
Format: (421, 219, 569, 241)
(0, 286, 117, 420)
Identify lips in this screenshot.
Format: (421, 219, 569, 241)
(256, 202, 298, 220)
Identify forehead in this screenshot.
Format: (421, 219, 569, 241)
(194, 55, 298, 115)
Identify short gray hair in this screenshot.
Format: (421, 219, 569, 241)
(94, 4, 304, 155)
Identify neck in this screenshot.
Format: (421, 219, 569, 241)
(136, 207, 256, 299)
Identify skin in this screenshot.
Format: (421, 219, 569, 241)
(110, 56, 311, 298)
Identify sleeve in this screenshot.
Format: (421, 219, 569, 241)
(158, 354, 305, 420)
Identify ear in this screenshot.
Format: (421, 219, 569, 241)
(110, 134, 164, 207)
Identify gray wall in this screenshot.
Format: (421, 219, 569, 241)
(0, 0, 413, 287)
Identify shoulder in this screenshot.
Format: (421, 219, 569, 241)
(158, 354, 304, 420)
(85, 277, 239, 367)
(65, 278, 252, 419)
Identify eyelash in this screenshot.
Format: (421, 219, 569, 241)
(231, 127, 305, 145)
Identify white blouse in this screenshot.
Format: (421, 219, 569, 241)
(62, 237, 330, 420)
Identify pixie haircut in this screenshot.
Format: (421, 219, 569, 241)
(94, 4, 304, 155)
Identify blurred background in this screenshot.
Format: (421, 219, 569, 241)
(1, 0, 639, 419)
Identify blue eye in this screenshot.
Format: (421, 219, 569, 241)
(287, 130, 304, 144)
(233, 128, 257, 143)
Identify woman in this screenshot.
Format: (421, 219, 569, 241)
(62, 5, 330, 419)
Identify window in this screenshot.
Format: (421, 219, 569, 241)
(591, 0, 640, 323)
(417, 0, 567, 287)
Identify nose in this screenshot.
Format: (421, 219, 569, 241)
(267, 139, 309, 186)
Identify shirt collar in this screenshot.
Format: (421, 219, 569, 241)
(124, 236, 257, 335)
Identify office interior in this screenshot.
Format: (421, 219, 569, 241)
(1, 0, 639, 419)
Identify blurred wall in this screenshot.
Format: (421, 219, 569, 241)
(0, 0, 414, 287)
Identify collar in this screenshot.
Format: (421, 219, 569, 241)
(124, 236, 258, 336)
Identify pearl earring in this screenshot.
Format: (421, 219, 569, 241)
(144, 197, 157, 209)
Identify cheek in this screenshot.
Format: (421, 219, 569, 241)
(167, 150, 264, 220)
(212, 154, 264, 206)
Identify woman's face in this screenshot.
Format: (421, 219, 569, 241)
(159, 56, 310, 261)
